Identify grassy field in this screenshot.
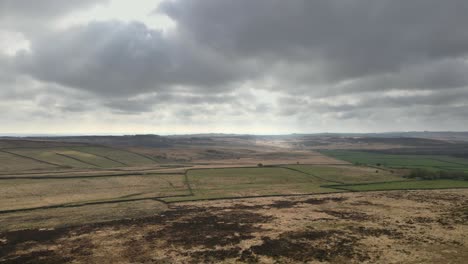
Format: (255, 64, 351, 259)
(320, 150, 468, 171)
(330, 179, 468, 191)
(73, 146, 157, 166)
(283, 164, 405, 183)
(0, 146, 158, 171)
(0, 200, 167, 232)
(164, 167, 341, 202)
(6, 149, 96, 168)
(0, 151, 57, 171)
(1, 160, 467, 231)
(0, 174, 189, 212)
(1, 137, 468, 263)
(2, 190, 467, 263)
(54, 150, 125, 167)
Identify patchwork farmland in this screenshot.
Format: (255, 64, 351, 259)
(0, 135, 467, 263)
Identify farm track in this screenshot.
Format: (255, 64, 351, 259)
(0, 194, 192, 215)
(0, 166, 164, 177)
(161, 187, 468, 203)
(0, 172, 184, 180)
(2, 186, 468, 215)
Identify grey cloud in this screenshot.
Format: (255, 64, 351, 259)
(275, 87, 468, 121)
(0, 0, 103, 18)
(0, 0, 106, 33)
(104, 92, 238, 114)
(2, 0, 468, 132)
(161, 0, 468, 82)
(15, 21, 252, 97)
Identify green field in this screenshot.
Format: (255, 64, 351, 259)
(73, 146, 157, 166)
(320, 150, 468, 172)
(0, 151, 57, 171)
(1, 164, 468, 231)
(165, 165, 468, 202)
(6, 148, 95, 168)
(164, 167, 340, 202)
(284, 164, 404, 183)
(55, 150, 125, 167)
(330, 180, 468, 191)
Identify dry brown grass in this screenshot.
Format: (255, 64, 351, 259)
(0, 174, 188, 211)
(1, 190, 466, 263)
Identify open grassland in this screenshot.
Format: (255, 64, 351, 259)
(1, 136, 467, 263)
(320, 150, 468, 171)
(1, 190, 466, 263)
(0, 174, 189, 212)
(0, 146, 158, 171)
(0, 151, 57, 171)
(331, 179, 468, 191)
(0, 164, 466, 224)
(73, 146, 157, 166)
(166, 167, 340, 202)
(5, 149, 95, 168)
(53, 150, 124, 168)
(0, 200, 167, 232)
(284, 164, 405, 183)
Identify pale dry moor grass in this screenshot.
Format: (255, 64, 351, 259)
(0, 146, 158, 172)
(0, 151, 56, 171)
(0, 174, 188, 211)
(1, 190, 466, 263)
(0, 200, 167, 232)
(6, 149, 95, 168)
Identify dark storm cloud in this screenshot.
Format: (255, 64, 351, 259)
(104, 92, 238, 114)
(1, 0, 468, 131)
(161, 0, 468, 83)
(15, 21, 253, 97)
(14, 0, 468, 99)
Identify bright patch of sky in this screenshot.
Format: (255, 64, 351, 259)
(0, 30, 30, 56)
(56, 0, 175, 32)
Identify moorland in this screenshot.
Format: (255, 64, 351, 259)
(0, 133, 467, 263)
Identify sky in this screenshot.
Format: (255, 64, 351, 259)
(1, 0, 468, 135)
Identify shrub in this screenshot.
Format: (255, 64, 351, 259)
(406, 169, 468, 181)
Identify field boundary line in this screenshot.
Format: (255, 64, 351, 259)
(55, 152, 100, 168)
(99, 145, 160, 164)
(429, 158, 468, 167)
(166, 187, 468, 203)
(0, 172, 184, 180)
(184, 169, 195, 196)
(0, 150, 64, 168)
(321, 180, 415, 191)
(278, 166, 344, 184)
(0, 194, 193, 215)
(72, 148, 129, 166)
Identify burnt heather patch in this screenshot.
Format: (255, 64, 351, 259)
(250, 228, 369, 262)
(147, 210, 272, 248)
